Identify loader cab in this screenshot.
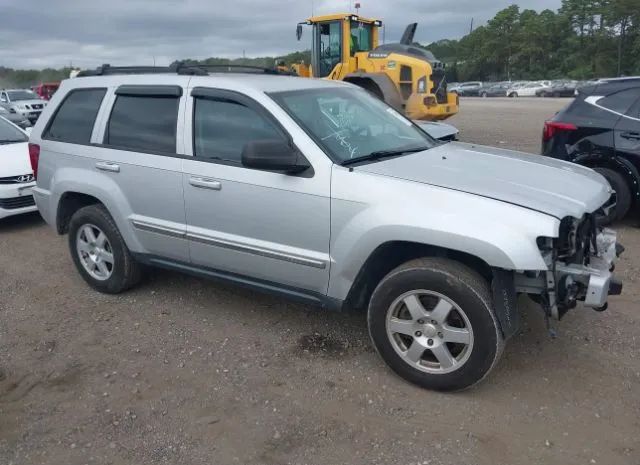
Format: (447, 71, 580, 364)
(298, 14, 381, 79)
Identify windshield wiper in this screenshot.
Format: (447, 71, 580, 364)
(341, 146, 429, 166)
(0, 140, 26, 144)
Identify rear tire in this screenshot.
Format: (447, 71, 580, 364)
(68, 204, 142, 294)
(593, 167, 632, 224)
(367, 258, 504, 391)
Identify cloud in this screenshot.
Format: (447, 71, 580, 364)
(0, 0, 561, 69)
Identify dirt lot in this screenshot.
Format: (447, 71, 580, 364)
(1, 97, 639, 465)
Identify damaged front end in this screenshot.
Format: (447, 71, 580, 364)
(516, 214, 624, 321)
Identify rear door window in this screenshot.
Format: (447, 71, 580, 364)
(105, 88, 180, 154)
(44, 88, 106, 144)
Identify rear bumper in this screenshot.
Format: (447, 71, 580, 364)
(32, 186, 54, 225)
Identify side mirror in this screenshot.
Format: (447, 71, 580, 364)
(296, 24, 303, 41)
(241, 139, 310, 174)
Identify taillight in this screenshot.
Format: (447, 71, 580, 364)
(543, 121, 577, 142)
(28, 143, 40, 180)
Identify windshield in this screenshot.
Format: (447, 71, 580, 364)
(0, 117, 28, 143)
(270, 87, 436, 163)
(7, 90, 38, 101)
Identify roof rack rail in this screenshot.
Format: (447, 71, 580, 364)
(75, 62, 295, 78)
(193, 64, 295, 75)
(75, 62, 207, 77)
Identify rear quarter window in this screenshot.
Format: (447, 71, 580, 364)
(598, 88, 640, 115)
(43, 88, 106, 144)
(562, 98, 617, 129)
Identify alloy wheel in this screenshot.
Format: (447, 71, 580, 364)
(385, 290, 474, 374)
(76, 224, 114, 281)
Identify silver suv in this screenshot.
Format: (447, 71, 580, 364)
(0, 89, 47, 123)
(29, 65, 623, 391)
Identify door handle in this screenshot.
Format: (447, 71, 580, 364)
(95, 161, 120, 173)
(189, 176, 222, 190)
(621, 131, 640, 141)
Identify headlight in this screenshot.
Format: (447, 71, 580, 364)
(0, 107, 7, 114)
(417, 76, 427, 94)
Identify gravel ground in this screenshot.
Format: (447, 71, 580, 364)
(1, 97, 639, 465)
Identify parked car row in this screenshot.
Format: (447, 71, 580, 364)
(451, 77, 640, 99)
(449, 80, 580, 98)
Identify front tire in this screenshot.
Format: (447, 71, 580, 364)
(367, 258, 504, 391)
(594, 167, 632, 224)
(68, 204, 142, 294)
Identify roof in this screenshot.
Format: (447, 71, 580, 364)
(305, 13, 380, 24)
(65, 72, 350, 94)
(579, 78, 640, 96)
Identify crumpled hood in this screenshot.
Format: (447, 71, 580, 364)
(356, 142, 612, 219)
(0, 142, 32, 178)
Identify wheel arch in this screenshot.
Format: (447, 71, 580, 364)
(575, 153, 640, 205)
(56, 191, 102, 234)
(343, 240, 494, 312)
(49, 168, 143, 254)
(343, 72, 404, 112)
(343, 241, 521, 339)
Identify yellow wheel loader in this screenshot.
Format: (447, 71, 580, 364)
(295, 13, 458, 120)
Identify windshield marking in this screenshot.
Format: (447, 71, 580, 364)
(322, 129, 359, 159)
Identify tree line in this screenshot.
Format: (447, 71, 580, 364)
(424, 0, 639, 82)
(1, 0, 636, 88)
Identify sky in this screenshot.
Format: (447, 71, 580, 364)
(1, 0, 561, 70)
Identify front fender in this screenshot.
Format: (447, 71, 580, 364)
(328, 167, 559, 301)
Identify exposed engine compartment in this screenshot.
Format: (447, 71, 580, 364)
(518, 215, 622, 321)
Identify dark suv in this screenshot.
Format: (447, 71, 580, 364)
(542, 80, 640, 223)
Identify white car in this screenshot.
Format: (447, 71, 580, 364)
(0, 116, 37, 219)
(509, 81, 552, 97)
